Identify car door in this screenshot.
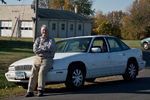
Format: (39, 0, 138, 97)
(86, 37, 110, 78)
(106, 37, 128, 75)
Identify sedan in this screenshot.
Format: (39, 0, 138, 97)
(141, 37, 150, 50)
(5, 35, 146, 89)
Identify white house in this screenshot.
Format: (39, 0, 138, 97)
(0, 5, 92, 38)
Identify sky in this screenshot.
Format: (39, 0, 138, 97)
(0, 0, 135, 14)
(92, 0, 135, 14)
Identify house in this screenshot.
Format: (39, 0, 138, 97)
(0, 5, 92, 38)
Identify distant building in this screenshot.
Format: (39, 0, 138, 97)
(0, 5, 92, 38)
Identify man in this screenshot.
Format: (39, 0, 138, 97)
(25, 25, 56, 97)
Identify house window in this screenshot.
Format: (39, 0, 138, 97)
(52, 23, 56, 30)
(0, 27, 11, 30)
(20, 27, 32, 30)
(61, 24, 65, 30)
(20, 21, 33, 30)
(78, 24, 82, 31)
(0, 21, 12, 30)
(70, 24, 73, 30)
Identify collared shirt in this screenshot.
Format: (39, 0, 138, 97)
(33, 36, 56, 58)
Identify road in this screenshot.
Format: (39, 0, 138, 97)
(3, 51, 150, 100)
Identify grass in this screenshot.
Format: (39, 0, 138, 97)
(0, 38, 34, 71)
(0, 37, 142, 99)
(0, 37, 34, 98)
(123, 40, 142, 49)
(0, 86, 26, 99)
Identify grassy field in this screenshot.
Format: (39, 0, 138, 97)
(0, 37, 142, 99)
(123, 40, 142, 49)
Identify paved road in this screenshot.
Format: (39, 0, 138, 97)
(3, 51, 150, 100)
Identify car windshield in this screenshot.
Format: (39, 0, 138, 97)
(56, 38, 91, 53)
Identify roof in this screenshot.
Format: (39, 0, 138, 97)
(38, 8, 91, 22)
(57, 35, 115, 41)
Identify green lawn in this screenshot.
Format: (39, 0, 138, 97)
(0, 37, 142, 99)
(123, 40, 142, 49)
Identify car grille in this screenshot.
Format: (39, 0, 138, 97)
(15, 65, 32, 71)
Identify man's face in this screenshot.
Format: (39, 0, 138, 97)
(41, 26, 49, 38)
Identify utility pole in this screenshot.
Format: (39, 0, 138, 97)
(33, 0, 39, 41)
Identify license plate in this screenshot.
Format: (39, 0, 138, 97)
(15, 72, 25, 79)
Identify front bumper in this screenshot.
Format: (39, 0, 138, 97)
(138, 60, 146, 71)
(5, 69, 68, 83)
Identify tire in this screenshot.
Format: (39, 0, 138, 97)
(65, 64, 85, 89)
(123, 61, 138, 81)
(143, 42, 149, 50)
(86, 78, 96, 82)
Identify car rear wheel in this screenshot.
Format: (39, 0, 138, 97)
(123, 61, 138, 81)
(65, 64, 85, 89)
(143, 42, 149, 50)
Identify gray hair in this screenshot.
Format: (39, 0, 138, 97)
(41, 25, 48, 30)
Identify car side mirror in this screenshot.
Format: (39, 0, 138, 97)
(91, 47, 101, 53)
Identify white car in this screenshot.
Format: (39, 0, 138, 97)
(5, 35, 146, 89)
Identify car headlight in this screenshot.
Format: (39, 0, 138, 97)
(8, 66, 15, 71)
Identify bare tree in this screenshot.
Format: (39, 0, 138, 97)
(0, 0, 6, 4)
(0, 0, 23, 4)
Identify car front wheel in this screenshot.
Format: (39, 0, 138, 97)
(123, 61, 138, 81)
(65, 65, 85, 89)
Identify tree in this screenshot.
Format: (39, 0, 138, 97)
(121, 0, 150, 39)
(49, 0, 94, 16)
(0, 0, 23, 4)
(64, 0, 74, 10)
(107, 11, 125, 27)
(92, 11, 107, 35)
(96, 21, 113, 35)
(106, 11, 126, 38)
(49, 0, 65, 10)
(0, 0, 7, 4)
(32, 0, 50, 8)
(92, 10, 125, 37)
(73, 0, 94, 16)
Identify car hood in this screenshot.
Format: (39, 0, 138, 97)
(10, 53, 81, 67)
(54, 53, 80, 60)
(10, 56, 35, 66)
(142, 37, 150, 41)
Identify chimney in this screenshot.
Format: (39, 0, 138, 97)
(74, 5, 78, 13)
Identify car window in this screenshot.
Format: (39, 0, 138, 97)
(65, 39, 90, 52)
(56, 38, 91, 53)
(118, 39, 129, 50)
(92, 37, 108, 52)
(66, 41, 81, 52)
(107, 38, 122, 52)
(56, 41, 67, 52)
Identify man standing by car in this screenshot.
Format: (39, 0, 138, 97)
(25, 25, 56, 97)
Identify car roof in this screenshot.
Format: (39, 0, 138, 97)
(57, 35, 115, 41)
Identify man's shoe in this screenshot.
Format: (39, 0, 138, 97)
(37, 90, 43, 97)
(25, 92, 34, 97)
